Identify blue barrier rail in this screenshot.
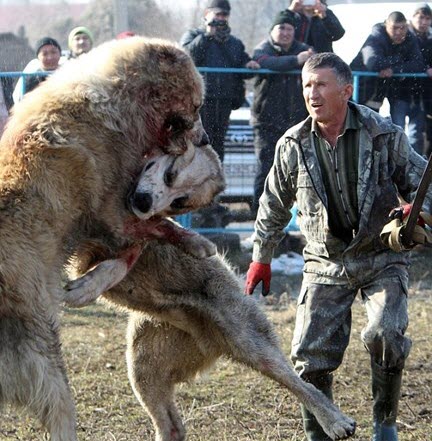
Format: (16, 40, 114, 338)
(0, 68, 428, 99)
(1, 68, 428, 235)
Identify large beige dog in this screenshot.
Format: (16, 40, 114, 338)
(66, 236, 356, 441)
(0, 37, 224, 440)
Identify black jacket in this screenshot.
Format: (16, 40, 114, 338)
(350, 23, 425, 103)
(0, 77, 14, 111)
(180, 28, 251, 100)
(409, 25, 432, 107)
(251, 38, 310, 132)
(293, 9, 345, 53)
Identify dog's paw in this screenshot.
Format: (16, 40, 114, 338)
(331, 417, 356, 440)
(63, 274, 102, 308)
(180, 234, 216, 258)
(318, 410, 355, 440)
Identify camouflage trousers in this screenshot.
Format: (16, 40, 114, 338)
(291, 267, 412, 380)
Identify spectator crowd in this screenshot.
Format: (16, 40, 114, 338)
(1, 0, 431, 165)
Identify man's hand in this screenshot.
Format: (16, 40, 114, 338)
(379, 68, 393, 78)
(389, 203, 426, 227)
(297, 48, 314, 65)
(313, 1, 327, 18)
(246, 60, 260, 69)
(288, 0, 304, 13)
(244, 262, 271, 296)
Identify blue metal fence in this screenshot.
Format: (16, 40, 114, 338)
(1, 68, 428, 235)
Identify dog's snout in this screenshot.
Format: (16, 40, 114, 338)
(130, 192, 153, 214)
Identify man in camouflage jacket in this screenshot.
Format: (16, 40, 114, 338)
(245, 52, 430, 441)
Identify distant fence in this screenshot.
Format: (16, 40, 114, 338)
(1, 68, 428, 235)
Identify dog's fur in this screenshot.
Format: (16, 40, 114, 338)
(0, 37, 224, 440)
(66, 239, 356, 441)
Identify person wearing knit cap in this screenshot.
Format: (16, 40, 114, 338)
(180, 0, 259, 227)
(68, 26, 93, 59)
(13, 36, 61, 103)
(250, 9, 313, 213)
(180, 0, 259, 163)
(35, 37, 62, 71)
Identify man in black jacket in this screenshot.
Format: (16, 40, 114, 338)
(350, 11, 426, 153)
(288, 0, 345, 53)
(251, 9, 313, 213)
(180, 0, 259, 162)
(409, 3, 432, 155)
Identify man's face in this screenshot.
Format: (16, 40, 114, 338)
(70, 33, 92, 56)
(411, 12, 432, 34)
(385, 20, 408, 45)
(270, 23, 295, 49)
(38, 44, 61, 71)
(302, 67, 353, 125)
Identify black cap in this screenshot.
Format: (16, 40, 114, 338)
(35, 37, 61, 56)
(207, 0, 231, 13)
(271, 10, 296, 31)
(413, 3, 432, 16)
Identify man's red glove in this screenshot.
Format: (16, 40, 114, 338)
(389, 203, 425, 227)
(244, 262, 271, 296)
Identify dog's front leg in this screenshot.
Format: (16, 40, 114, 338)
(64, 244, 142, 307)
(124, 216, 216, 258)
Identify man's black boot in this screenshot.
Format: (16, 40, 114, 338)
(300, 373, 333, 441)
(371, 361, 402, 441)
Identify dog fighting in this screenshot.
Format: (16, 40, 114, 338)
(0, 34, 358, 441)
(1, 10, 432, 441)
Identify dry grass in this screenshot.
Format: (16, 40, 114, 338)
(1, 288, 431, 441)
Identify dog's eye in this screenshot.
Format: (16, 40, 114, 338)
(164, 169, 178, 187)
(144, 161, 155, 172)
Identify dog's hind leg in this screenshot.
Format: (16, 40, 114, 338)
(203, 295, 356, 440)
(126, 313, 218, 441)
(0, 315, 77, 441)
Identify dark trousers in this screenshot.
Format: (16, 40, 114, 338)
(200, 98, 232, 163)
(425, 100, 432, 157)
(252, 126, 283, 213)
(389, 97, 425, 155)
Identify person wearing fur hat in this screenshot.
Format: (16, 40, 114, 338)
(180, 0, 260, 163)
(12, 37, 61, 103)
(67, 26, 94, 59)
(251, 9, 314, 213)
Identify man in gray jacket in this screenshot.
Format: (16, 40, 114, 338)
(245, 52, 430, 441)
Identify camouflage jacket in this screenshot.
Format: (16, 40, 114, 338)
(253, 102, 431, 285)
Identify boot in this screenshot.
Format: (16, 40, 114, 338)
(371, 361, 402, 441)
(300, 373, 333, 441)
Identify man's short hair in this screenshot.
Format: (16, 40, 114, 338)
(303, 52, 353, 85)
(386, 11, 407, 23)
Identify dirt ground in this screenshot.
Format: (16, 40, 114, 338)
(1, 246, 431, 440)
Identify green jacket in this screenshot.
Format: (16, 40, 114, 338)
(253, 102, 430, 285)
